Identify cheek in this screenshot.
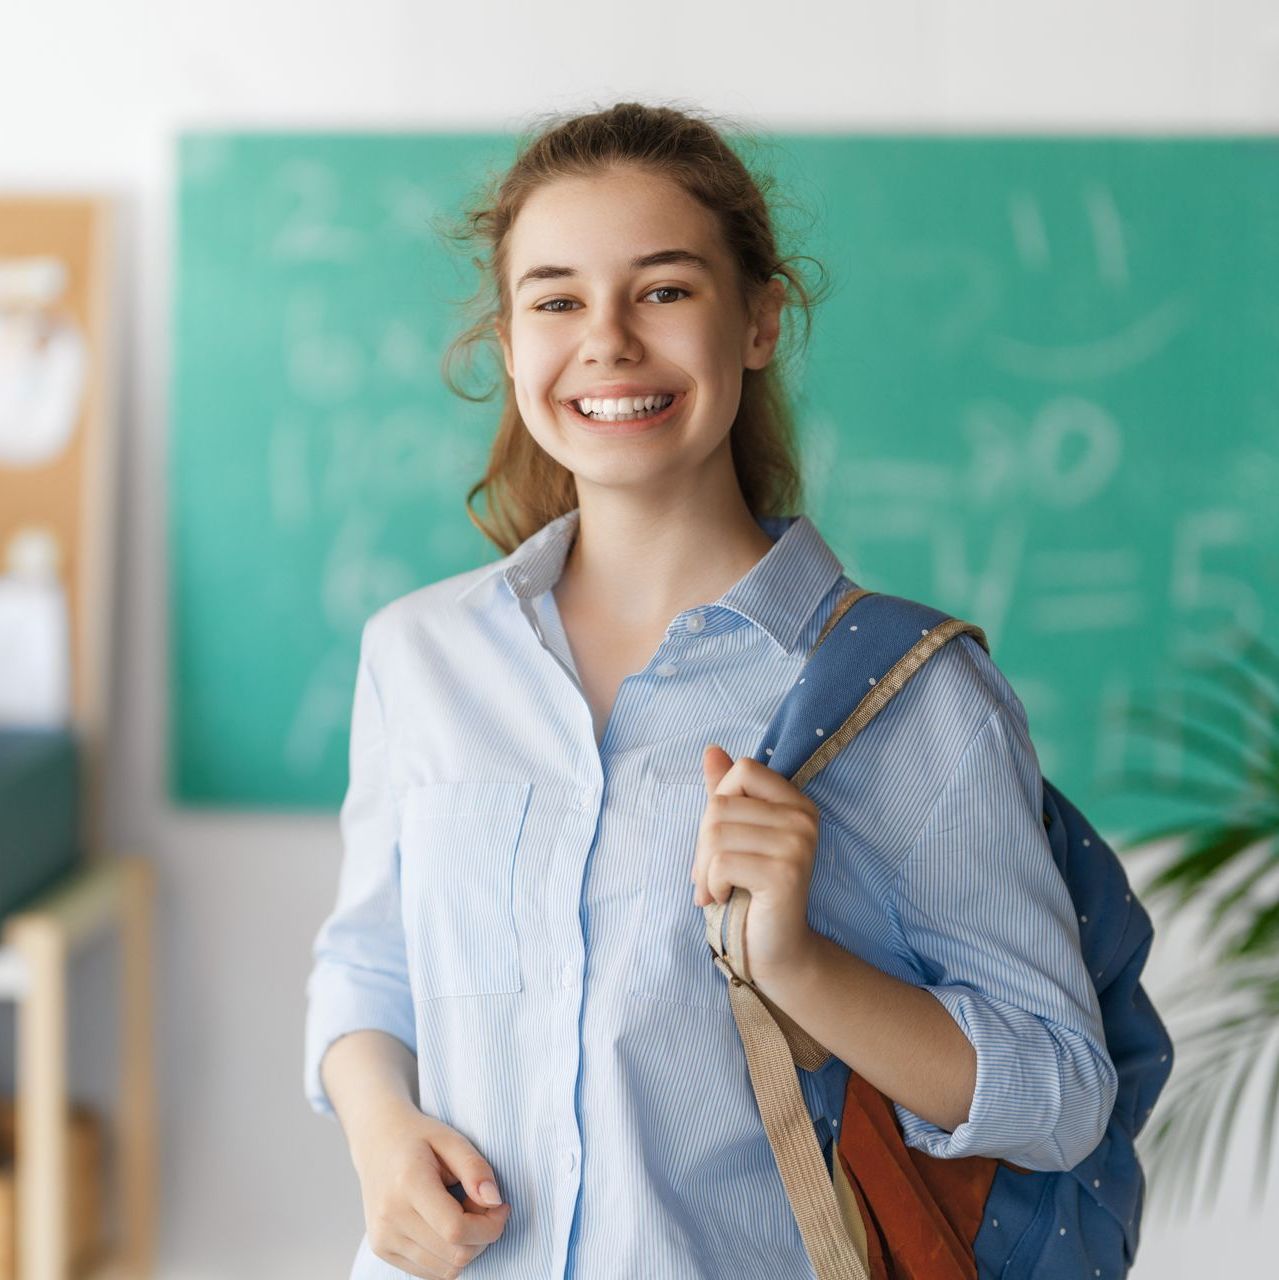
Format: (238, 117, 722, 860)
(679, 329, 736, 390)
(511, 348, 561, 403)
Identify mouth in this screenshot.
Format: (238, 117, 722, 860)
(562, 391, 685, 435)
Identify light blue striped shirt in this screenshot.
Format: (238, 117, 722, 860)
(304, 508, 1116, 1280)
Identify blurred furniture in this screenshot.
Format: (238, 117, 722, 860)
(1, 1096, 105, 1277)
(1, 197, 148, 1277)
(0, 731, 81, 922)
(0, 857, 155, 1279)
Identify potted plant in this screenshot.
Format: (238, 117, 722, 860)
(1106, 628, 1279, 1216)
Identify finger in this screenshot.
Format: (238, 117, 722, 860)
(705, 849, 776, 905)
(702, 744, 733, 794)
(708, 819, 815, 857)
(690, 793, 802, 888)
(411, 1177, 510, 1250)
(383, 1235, 455, 1279)
(713, 756, 818, 811)
(395, 1201, 510, 1278)
(693, 801, 816, 906)
(704, 793, 814, 830)
(457, 1189, 514, 1223)
(386, 1227, 507, 1280)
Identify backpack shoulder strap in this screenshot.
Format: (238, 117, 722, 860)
(758, 586, 991, 792)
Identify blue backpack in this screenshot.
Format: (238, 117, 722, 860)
(703, 587, 1174, 1280)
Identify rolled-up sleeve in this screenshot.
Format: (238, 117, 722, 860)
(889, 699, 1117, 1171)
(303, 618, 417, 1119)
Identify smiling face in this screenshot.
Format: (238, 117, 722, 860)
(495, 165, 783, 499)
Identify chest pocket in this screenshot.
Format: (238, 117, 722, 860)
(627, 781, 727, 1013)
(399, 779, 531, 1000)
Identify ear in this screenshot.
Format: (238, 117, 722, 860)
(742, 277, 785, 372)
(495, 317, 514, 379)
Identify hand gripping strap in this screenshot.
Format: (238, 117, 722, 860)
(704, 588, 989, 1280)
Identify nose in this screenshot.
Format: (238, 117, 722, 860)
(578, 297, 643, 367)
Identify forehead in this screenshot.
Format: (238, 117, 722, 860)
(507, 169, 725, 272)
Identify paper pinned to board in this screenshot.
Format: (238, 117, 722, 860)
(0, 254, 87, 467)
(0, 524, 72, 728)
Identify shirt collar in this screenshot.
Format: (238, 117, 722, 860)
(465, 507, 846, 656)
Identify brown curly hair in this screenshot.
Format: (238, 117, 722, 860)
(434, 99, 831, 555)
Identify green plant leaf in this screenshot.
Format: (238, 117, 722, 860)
(1255, 1038, 1279, 1210)
(1143, 823, 1269, 906)
(1232, 898, 1279, 959)
(1206, 848, 1279, 934)
(1177, 649, 1278, 726)
(1162, 681, 1277, 752)
(1112, 635, 1279, 1217)
(1200, 1038, 1262, 1214)
(1142, 998, 1279, 1215)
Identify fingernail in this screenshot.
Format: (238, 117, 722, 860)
(478, 1180, 501, 1205)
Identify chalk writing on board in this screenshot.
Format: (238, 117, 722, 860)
(995, 183, 1194, 379)
(962, 395, 1123, 505)
(1170, 508, 1261, 654)
(1008, 183, 1130, 284)
(285, 290, 366, 401)
(271, 161, 364, 262)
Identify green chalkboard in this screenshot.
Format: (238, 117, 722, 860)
(171, 132, 1279, 837)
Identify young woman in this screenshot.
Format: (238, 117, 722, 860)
(304, 102, 1115, 1280)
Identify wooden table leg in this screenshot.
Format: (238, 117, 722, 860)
(117, 857, 156, 1275)
(4, 857, 158, 1278)
(7, 912, 70, 1280)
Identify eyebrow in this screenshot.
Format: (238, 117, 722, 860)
(514, 249, 712, 293)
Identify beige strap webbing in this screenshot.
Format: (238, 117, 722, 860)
(704, 589, 989, 1280)
(706, 894, 871, 1280)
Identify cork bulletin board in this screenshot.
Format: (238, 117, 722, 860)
(0, 196, 117, 849)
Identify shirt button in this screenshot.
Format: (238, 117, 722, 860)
(574, 790, 593, 811)
(563, 1150, 577, 1173)
(686, 612, 705, 633)
(656, 662, 677, 677)
(560, 963, 575, 989)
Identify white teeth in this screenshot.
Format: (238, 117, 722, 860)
(573, 393, 676, 421)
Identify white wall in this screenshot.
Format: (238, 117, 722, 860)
(2, 2, 1276, 1276)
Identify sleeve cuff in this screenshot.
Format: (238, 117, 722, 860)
(894, 985, 1070, 1167)
(303, 961, 418, 1119)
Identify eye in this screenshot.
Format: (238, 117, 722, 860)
(644, 285, 690, 304)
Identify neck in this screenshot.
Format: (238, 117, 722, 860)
(554, 476, 780, 630)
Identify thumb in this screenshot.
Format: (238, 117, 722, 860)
(433, 1125, 505, 1207)
(703, 743, 733, 795)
